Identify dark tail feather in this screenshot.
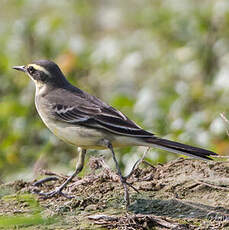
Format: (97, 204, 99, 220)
(145, 137, 218, 160)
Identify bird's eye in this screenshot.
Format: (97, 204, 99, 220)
(28, 66, 36, 74)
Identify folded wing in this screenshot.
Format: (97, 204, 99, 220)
(52, 103, 154, 137)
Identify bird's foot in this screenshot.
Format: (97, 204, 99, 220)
(33, 186, 74, 199)
(33, 176, 59, 187)
(121, 176, 140, 194)
(119, 176, 140, 207)
(32, 176, 73, 199)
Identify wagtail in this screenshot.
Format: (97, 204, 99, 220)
(13, 60, 217, 205)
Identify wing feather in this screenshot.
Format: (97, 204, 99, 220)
(52, 104, 154, 137)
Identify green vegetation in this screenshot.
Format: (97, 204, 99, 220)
(0, 0, 228, 183)
(0, 193, 56, 228)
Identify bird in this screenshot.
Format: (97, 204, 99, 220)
(13, 60, 217, 206)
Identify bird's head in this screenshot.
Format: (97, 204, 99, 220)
(13, 60, 68, 89)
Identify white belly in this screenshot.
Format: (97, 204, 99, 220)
(43, 117, 108, 149)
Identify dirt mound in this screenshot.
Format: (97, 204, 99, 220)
(0, 158, 228, 229)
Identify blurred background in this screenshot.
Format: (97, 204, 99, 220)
(0, 0, 228, 183)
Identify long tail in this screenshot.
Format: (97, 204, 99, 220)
(144, 137, 217, 160)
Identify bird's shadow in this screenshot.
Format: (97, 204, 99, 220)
(128, 198, 229, 221)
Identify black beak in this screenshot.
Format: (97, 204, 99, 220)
(12, 65, 26, 72)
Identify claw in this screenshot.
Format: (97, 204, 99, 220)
(33, 176, 59, 187)
(33, 187, 74, 199)
(120, 176, 140, 193)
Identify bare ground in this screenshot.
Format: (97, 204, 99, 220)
(0, 157, 229, 229)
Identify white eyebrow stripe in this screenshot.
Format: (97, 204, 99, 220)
(28, 64, 50, 76)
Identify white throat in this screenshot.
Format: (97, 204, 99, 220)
(35, 80, 48, 96)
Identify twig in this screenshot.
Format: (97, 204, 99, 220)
(142, 160, 155, 168)
(88, 214, 180, 229)
(220, 112, 229, 137)
(125, 147, 150, 179)
(42, 170, 68, 179)
(195, 179, 229, 191)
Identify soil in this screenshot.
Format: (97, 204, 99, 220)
(0, 157, 228, 229)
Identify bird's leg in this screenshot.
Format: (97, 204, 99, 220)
(33, 148, 86, 199)
(104, 141, 131, 206)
